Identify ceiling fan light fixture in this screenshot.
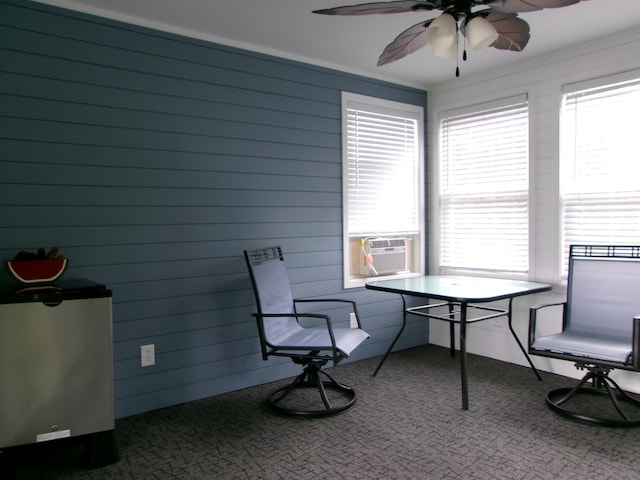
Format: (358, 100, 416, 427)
(465, 16, 499, 52)
(426, 13, 457, 49)
(432, 41, 457, 58)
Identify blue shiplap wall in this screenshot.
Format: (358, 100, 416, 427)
(0, 0, 429, 418)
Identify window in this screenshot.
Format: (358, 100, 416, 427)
(560, 70, 640, 276)
(438, 95, 529, 275)
(342, 92, 425, 288)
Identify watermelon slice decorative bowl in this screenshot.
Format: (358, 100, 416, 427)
(5, 259, 68, 284)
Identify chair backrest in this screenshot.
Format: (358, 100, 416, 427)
(244, 247, 299, 347)
(566, 245, 640, 339)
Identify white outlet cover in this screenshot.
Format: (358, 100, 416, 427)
(141, 344, 155, 367)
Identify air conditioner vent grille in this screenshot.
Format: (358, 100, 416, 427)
(369, 239, 406, 249)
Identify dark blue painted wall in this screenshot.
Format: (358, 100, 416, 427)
(0, 0, 429, 418)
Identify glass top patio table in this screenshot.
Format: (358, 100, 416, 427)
(366, 275, 551, 409)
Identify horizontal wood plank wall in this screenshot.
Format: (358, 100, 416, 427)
(0, 0, 429, 417)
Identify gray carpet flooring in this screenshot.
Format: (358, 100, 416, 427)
(5, 345, 640, 479)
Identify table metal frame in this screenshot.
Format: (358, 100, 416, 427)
(366, 276, 551, 410)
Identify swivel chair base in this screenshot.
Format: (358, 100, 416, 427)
(269, 363, 357, 417)
(546, 367, 640, 427)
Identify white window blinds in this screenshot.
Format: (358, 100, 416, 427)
(439, 95, 529, 274)
(561, 70, 640, 274)
(345, 96, 422, 236)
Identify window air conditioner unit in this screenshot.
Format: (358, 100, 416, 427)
(360, 237, 408, 276)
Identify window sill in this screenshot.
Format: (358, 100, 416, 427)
(345, 271, 423, 289)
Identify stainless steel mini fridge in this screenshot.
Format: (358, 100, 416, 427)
(0, 279, 118, 468)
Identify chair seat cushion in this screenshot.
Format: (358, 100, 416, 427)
(273, 327, 369, 357)
(531, 331, 632, 364)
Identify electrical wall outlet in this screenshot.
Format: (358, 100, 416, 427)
(140, 344, 155, 367)
(349, 312, 358, 329)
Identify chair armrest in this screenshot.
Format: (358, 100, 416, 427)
(294, 298, 363, 329)
(253, 311, 332, 327)
(530, 301, 566, 311)
(528, 301, 567, 351)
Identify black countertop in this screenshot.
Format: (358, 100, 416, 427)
(0, 279, 111, 304)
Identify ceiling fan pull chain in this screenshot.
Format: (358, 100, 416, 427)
(455, 25, 460, 78)
(462, 29, 468, 62)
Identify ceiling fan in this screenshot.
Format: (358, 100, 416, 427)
(313, 1, 584, 75)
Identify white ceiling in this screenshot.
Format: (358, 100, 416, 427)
(34, 0, 640, 89)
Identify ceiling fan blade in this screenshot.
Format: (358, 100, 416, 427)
(377, 19, 432, 66)
(525, 0, 582, 6)
(486, 12, 531, 51)
(313, 1, 439, 16)
(485, 0, 581, 13)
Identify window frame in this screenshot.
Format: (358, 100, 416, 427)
(341, 91, 425, 289)
(436, 94, 531, 278)
(559, 69, 640, 278)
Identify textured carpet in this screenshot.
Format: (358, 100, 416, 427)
(5, 345, 640, 479)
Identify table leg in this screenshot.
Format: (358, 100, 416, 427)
(373, 295, 407, 376)
(460, 302, 469, 410)
(506, 297, 542, 381)
(448, 302, 456, 357)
